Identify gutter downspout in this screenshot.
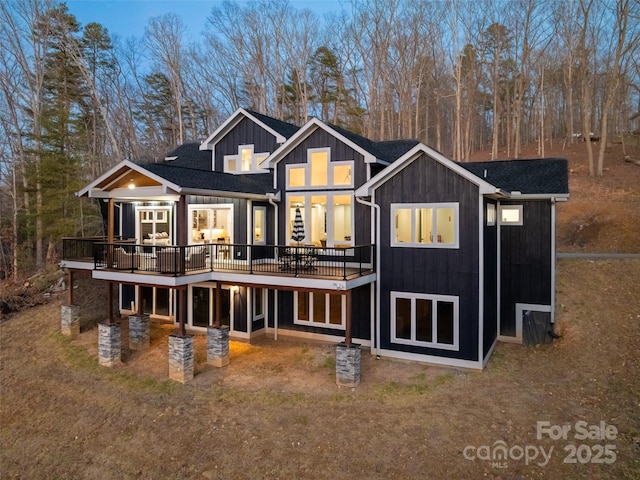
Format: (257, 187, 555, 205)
(355, 195, 381, 357)
(268, 192, 279, 340)
(550, 198, 556, 329)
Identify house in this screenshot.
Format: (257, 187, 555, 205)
(60, 108, 569, 384)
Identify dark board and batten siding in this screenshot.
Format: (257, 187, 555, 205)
(214, 116, 281, 172)
(375, 153, 481, 362)
(499, 200, 552, 337)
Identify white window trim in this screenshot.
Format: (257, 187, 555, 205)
(223, 144, 270, 174)
(294, 291, 346, 329)
(390, 202, 459, 249)
(187, 204, 234, 244)
(391, 292, 459, 351)
(286, 147, 354, 190)
(135, 205, 172, 244)
(286, 191, 354, 247)
(499, 205, 523, 226)
(253, 206, 266, 245)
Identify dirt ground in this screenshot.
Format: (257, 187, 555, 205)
(1, 141, 639, 479)
(1, 259, 639, 479)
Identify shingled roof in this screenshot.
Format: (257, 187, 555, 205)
(163, 143, 212, 170)
(143, 162, 275, 196)
(245, 110, 300, 139)
(460, 158, 569, 195)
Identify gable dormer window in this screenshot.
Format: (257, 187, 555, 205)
(224, 144, 270, 174)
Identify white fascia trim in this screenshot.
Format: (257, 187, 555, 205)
(59, 260, 93, 270)
(508, 193, 570, 200)
(77, 160, 183, 198)
(377, 348, 483, 370)
(267, 118, 377, 168)
(180, 188, 271, 201)
(199, 108, 287, 151)
(356, 144, 498, 197)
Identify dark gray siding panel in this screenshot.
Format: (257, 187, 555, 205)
(499, 200, 552, 337)
(483, 199, 498, 356)
(375, 153, 480, 362)
(233, 286, 248, 333)
(214, 116, 280, 171)
(121, 203, 136, 239)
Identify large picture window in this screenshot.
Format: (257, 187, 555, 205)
(287, 193, 353, 247)
(285, 148, 353, 189)
(391, 292, 459, 350)
(391, 203, 459, 248)
(294, 292, 345, 329)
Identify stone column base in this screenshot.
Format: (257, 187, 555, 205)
(128, 314, 150, 350)
(169, 334, 194, 383)
(207, 326, 230, 367)
(98, 322, 121, 367)
(61, 304, 80, 336)
(336, 342, 361, 387)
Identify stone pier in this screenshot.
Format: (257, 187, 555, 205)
(128, 314, 150, 350)
(207, 326, 230, 367)
(98, 322, 121, 367)
(336, 342, 361, 387)
(60, 304, 80, 336)
(169, 334, 194, 383)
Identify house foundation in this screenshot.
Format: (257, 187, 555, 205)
(169, 334, 194, 383)
(128, 314, 150, 350)
(60, 304, 80, 336)
(98, 322, 121, 367)
(207, 326, 230, 367)
(336, 342, 361, 387)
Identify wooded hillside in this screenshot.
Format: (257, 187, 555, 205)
(0, 0, 638, 278)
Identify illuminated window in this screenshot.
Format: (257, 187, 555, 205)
(499, 205, 523, 225)
(253, 206, 266, 244)
(288, 167, 306, 187)
(391, 292, 459, 350)
(294, 292, 345, 329)
(285, 148, 354, 190)
(392, 203, 459, 248)
(224, 144, 270, 174)
(310, 150, 328, 186)
(287, 193, 354, 247)
(487, 203, 496, 226)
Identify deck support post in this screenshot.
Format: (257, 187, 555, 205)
(168, 334, 193, 383)
(128, 313, 150, 350)
(336, 342, 361, 387)
(61, 304, 80, 336)
(98, 322, 121, 367)
(207, 326, 230, 367)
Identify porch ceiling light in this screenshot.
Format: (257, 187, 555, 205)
(128, 179, 135, 189)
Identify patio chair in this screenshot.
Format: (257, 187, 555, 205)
(113, 247, 140, 270)
(157, 248, 185, 273)
(185, 246, 206, 270)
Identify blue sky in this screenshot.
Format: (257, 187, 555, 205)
(66, 0, 345, 42)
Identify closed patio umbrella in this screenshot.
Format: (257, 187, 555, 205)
(291, 207, 305, 245)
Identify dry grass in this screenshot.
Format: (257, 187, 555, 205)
(1, 259, 639, 479)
